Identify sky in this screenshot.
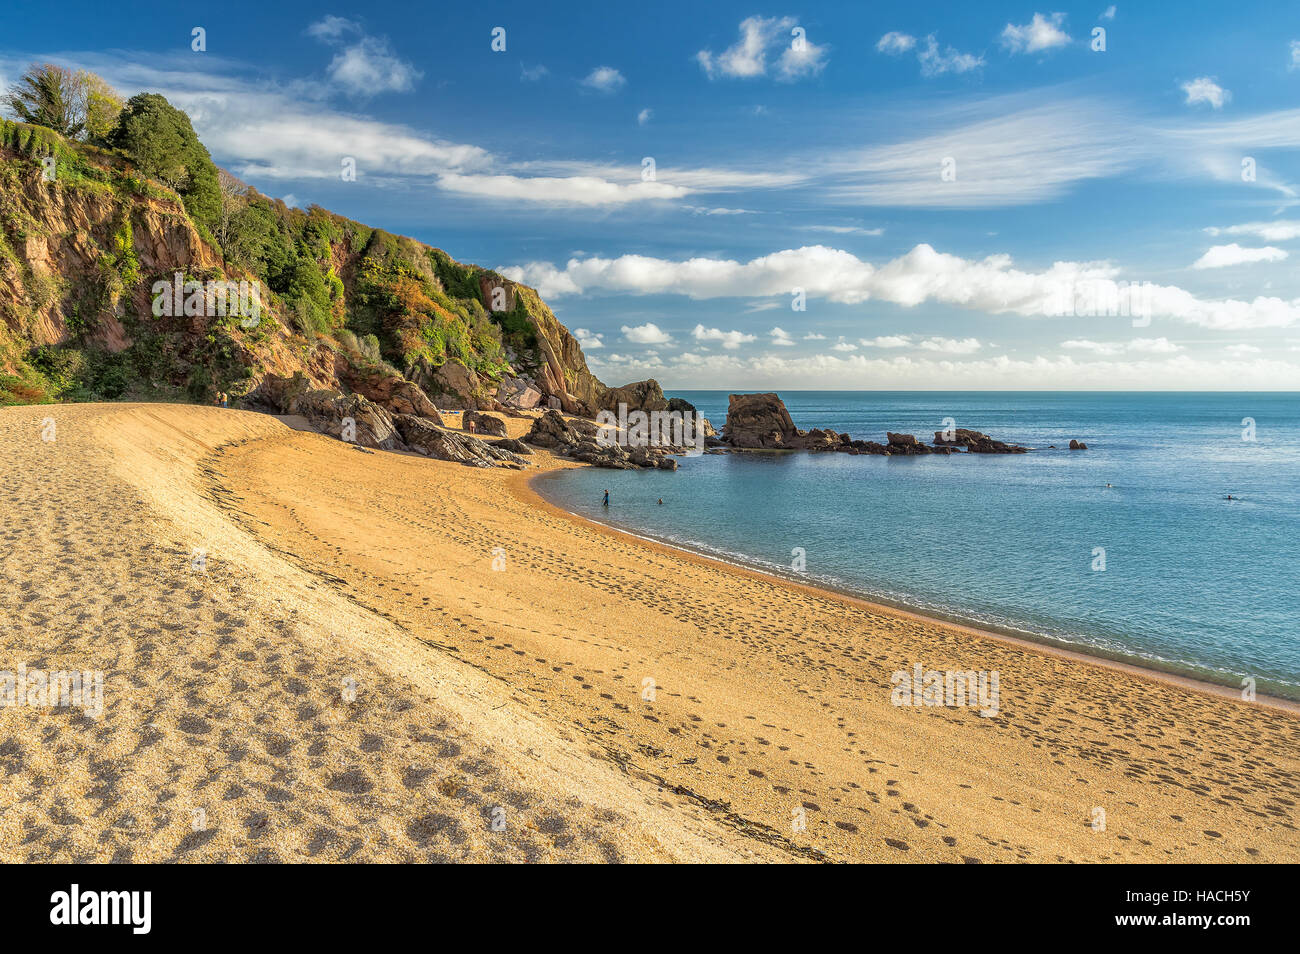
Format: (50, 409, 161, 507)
(4, 1, 1300, 389)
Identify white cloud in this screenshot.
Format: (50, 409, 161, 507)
(438, 174, 687, 206)
(1101, 6, 1116, 20)
(306, 16, 359, 42)
(1224, 343, 1261, 355)
(582, 66, 626, 92)
(1205, 221, 1300, 242)
(520, 64, 549, 82)
(769, 327, 796, 346)
(917, 35, 985, 77)
(861, 335, 912, 348)
(693, 324, 757, 349)
(877, 32, 916, 55)
(697, 16, 826, 82)
(803, 332, 826, 340)
(622, 323, 672, 344)
(307, 18, 421, 95)
(503, 242, 1300, 330)
(919, 336, 982, 354)
(798, 224, 884, 235)
(1062, 337, 1182, 355)
(831, 339, 858, 352)
(1290, 40, 1300, 71)
(587, 349, 1300, 391)
(1001, 13, 1072, 54)
(1192, 244, 1288, 269)
(637, 108, 652, 125)
(1182, 77, 1229, 109)
(573, 328, 604, 349)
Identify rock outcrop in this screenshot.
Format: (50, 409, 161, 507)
(719, 393, 1030, 459)
(598, 379, 669, 414)
(393, 414, 527, 468)
(667, 396, 717, 438)
(1069, 439, 1088, 450)
(257, 373, 402, 450)
(935, 428, 1028, 454)
(462, 410, 507, 437)
(721, 393, 801, 448)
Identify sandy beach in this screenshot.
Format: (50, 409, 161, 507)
(3, 402, 1297, 863)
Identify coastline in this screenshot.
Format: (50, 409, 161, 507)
(11, 402, 1296, 862)
(525, 467, 1300, 714)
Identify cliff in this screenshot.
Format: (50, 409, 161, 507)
(0, 118, 608, 417)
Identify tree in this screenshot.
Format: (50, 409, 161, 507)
(109, 93, 220, 233)
(79, 71, 124, 143)
(5, 64, 84, 138)
(3, 64, 122, 142)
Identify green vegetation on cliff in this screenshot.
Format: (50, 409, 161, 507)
(0, 62, 602, 410)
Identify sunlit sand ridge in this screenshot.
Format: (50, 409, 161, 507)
(3, 402, 1297, 862)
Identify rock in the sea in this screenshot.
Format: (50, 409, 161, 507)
(599, 379, 670, 414)
(886, 433, 933, 454)
(1069, 439, 1088, 450)
(393, 415, 527, 468)
(656, 457, 679, 471)
(463, 410, 508, 437)
(667, 397, 717, 437)
(722, 393, 801, 448)
(934, 428, 1028, 454)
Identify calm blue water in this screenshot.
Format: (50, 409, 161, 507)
(537, 392, 1300, 698)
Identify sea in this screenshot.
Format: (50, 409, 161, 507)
(536, 391, 1300, 699)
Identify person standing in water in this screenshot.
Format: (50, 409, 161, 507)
(602, 489, 609, 507)
(657, 498, 663, 505)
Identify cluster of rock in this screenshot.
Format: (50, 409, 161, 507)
(524, 410, 682, 470)
(254, 372, 527, 469)
(718, 393, 1039, 456)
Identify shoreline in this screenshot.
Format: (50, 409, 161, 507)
(521, 465, 1300, 717)
(28, 401, 1289, 862)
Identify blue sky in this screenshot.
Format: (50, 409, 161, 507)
(4, 1, 1300, 388)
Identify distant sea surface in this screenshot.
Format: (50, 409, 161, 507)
(536, 392, 1300, 699)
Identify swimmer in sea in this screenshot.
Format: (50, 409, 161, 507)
(602, 489, 609, 506)
(657, 498, 663, 505)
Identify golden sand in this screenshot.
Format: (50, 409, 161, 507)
(3, 402, 1297, 862)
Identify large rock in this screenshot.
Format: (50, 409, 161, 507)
(722, 393, 800, 448)
(667, 397, 717, 438)
(393, 415, 527, 468)
(463, 410, 507, 437)
(409, 357, 493, 410)
(258, 373, 402, 450)
(338, 361, 443, 422)
(524, 409, 581, 448)
(599, 379, 669, 414)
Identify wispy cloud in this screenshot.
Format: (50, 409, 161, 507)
(1192, 243, 1288, 269)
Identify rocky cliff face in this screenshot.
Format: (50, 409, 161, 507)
(0, 123, 611, 420)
